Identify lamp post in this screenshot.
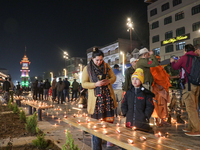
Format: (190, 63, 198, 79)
(127, 18, 134, 52)
(63, 51, 69, 68)
(120, 52, 125, 76)
(79, 64, 83, 83)
(63, 69, 67, 78)
(50, 72, 53, 83)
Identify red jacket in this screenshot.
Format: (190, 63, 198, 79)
(171, 51, 197, 83)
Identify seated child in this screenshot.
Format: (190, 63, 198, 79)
(121, 68, 155, 132)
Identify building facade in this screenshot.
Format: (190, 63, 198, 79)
(66, 57, 86, 83)
(148, 0, 200, 60)
(87, 38, 140, 69)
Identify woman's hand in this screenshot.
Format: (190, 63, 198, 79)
(95, 80, 105, 87)
(101, 79, 110, 86)
(95, 79, 110, 87)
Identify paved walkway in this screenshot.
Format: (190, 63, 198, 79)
(5, 95, 200, 149)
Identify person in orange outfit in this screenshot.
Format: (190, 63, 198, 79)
(151, 56, 171, 126)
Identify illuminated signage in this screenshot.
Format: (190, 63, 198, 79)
(161, 34, 190, 46)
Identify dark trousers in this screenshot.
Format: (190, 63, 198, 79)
(72, 89, 78, 100)
(63, 89, 69, 102)
(52, 89, 56, 100)
(39, 90, 43, 100)
(57, 91, 63, 104)
(33, 90, 37, 100)
(91, 135, 102, 150)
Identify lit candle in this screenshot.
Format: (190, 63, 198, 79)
(132, 126, 136, 130)
(77, 120, 81, 123)
(116, 123, 120, 127)
(116, 128, 121, 134)
(103, 130, 107, 134)
(52, 115, 54, 119)
(86, 119, 90, 123)
(64, 115, 67, 118)
(93, 125, 97, 129)
(155, 132, 161, 137)
(102, 125, 106, 128)
(140, 136, 146, 141)
(73, 114, 76, 118)
(128, 139, 134, 144)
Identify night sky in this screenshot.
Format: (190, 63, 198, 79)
(0, 0, 149, 83)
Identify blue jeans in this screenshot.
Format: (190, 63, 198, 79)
(44, 89, 49, 100)
(57, 91, 62, 104)
(63, 89, 69, 102)
(91, 135, 102, 150)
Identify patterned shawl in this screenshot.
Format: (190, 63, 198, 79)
(87, 59, 108, 96)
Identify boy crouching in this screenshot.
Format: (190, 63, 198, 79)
(121, 68, 155, 132)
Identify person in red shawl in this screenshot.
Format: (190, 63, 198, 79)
(151, 55, 171, 126)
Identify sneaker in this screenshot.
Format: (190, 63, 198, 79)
(185, 131, 200, 136)
(107, 141, 113, 148)
(182, 128, 191, 132)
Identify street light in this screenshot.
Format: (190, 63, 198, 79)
(127, 18, 134, 52)
(50, 72, 53, 82)
(35, 76, 37, 80)
(63, 69, 67, 77)
(63, 51, 69, 67)
(120, 52, 125, 76)
(79, 64, 83, 83)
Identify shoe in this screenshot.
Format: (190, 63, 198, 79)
(176, 115, 185, 124)
(182, 128, 191, 132)
(107, 141, 113, 148)
(167, 115, 171, 124)
(185, 131, 200, 136)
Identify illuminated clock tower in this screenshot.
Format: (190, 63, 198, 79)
(20, 47, 31, 87)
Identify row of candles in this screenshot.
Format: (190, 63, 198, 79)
(22, 100, 55, 108)
(68, 114, 171, 145)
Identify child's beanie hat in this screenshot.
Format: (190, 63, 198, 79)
(131, 68, 144, 84)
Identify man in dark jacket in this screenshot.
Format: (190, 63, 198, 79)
(3, 78, 11, 92)
(124, 58, 137, 91)
(63, 78, 70, 102)
(121, 68, 154, 132)
(171, 44, 200, 136)
(32, 80, 38, 100)
(72, 79, 79, 101)
(43, 79, 51, 100)
(38, 80, 44, 100)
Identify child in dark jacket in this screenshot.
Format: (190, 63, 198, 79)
(121, 68, 155, 132)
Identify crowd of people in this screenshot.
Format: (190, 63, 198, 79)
(1, 44, 200, 150)
(31, 77, 82, 104)
(82, 45, 200, 150)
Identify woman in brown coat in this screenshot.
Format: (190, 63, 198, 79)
(82, 48, 117, 150)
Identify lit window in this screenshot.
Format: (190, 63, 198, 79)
(153, 48, 160, 55)
(176, 42, 185, 50)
